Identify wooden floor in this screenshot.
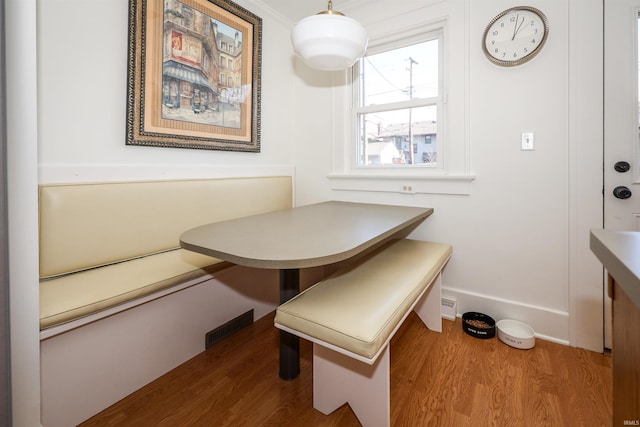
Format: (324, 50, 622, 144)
(81, 312, 612, 426)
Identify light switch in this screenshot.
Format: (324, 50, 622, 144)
(521, 132, 534, 151)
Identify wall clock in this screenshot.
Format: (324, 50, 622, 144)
(482, 6, 549, 67)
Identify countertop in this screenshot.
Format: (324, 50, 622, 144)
(590, 229, 640, 309)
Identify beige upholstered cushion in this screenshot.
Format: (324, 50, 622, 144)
(39, 177, 292, 278)
(38, 176, 292, 329)
(274, 239, 452, 360)
(40, 249, 229, 329)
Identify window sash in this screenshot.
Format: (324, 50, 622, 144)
(354, 96, 440, 115)
(351, 31, 444, 169)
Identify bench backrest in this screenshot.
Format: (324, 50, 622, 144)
(39, 176, 293, 279)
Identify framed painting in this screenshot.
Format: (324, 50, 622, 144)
(126, 0, 262, 152)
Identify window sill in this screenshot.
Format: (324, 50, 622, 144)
(327, 173, 476, 195)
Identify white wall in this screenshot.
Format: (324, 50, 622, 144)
(37, 0, 296, 183)
(6, 0, 42, 425)
(293, 0, 604, 349)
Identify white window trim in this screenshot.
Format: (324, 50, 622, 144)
(327, 172, 475, 195)
(353, 31, 444, 172)
(328, 15, 475, 195)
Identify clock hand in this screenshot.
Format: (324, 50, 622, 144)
(512, 14, 519, 40)
(513, 16, 526, 40)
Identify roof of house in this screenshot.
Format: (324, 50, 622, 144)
(376, 120, 437, 138)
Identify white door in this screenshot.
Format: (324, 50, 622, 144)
(604, 0, 640, 348)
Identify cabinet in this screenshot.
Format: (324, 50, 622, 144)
(591, 229, 640, 425)
(610, 276, 640, 425)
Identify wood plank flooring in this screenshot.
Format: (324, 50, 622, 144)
(81, 312, 612, 426)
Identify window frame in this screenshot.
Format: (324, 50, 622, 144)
(352, 30, 445, 171)
(328, 16, 475, 196)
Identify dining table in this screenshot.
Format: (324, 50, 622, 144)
(179, 200, 433, 380)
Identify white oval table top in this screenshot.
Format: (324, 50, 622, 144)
(180, 201, 433, 269)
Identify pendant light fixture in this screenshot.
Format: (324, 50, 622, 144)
(291, 0, 368, 71)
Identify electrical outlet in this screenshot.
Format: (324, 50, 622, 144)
(400, 184, 415, 194)
(521, 132, 535, 151)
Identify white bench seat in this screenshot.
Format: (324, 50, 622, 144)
(274, 238, 452, 427)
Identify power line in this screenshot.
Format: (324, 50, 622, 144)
(364, 57, 404, 92)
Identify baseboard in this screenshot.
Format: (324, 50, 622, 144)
(442, 286, 570, 346)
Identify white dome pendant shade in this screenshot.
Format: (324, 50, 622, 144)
(291, 1, 368, 71)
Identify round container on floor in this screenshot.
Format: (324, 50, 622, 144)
(462, 312, 496, 339)
(496, 319, 536, 349)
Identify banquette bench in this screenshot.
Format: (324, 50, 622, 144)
(275, 238, 452, 427)
(39, 176, 292, 331)
(39, 176, 293, 427)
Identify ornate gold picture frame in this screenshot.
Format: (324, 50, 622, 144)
(126, 0, 262, 152)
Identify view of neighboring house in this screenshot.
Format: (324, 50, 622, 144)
(365, 141, 403, 164)
(366, 120, 438, 165)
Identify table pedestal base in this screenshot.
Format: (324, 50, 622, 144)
(279, 269, 300, 380)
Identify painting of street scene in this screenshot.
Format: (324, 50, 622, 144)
(162, 0, 248, 129)
(126, 0, 261, 151)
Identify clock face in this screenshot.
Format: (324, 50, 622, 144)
(483, 7, 548, 67)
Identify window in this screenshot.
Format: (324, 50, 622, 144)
(354, 34, 442, 167)
(329, 17, 474, 195)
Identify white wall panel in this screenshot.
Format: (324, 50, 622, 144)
(37, 0, 296, 183)
(6, 0, 42, 425)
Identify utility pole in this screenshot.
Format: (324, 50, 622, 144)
(407, 57, 418, 164)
